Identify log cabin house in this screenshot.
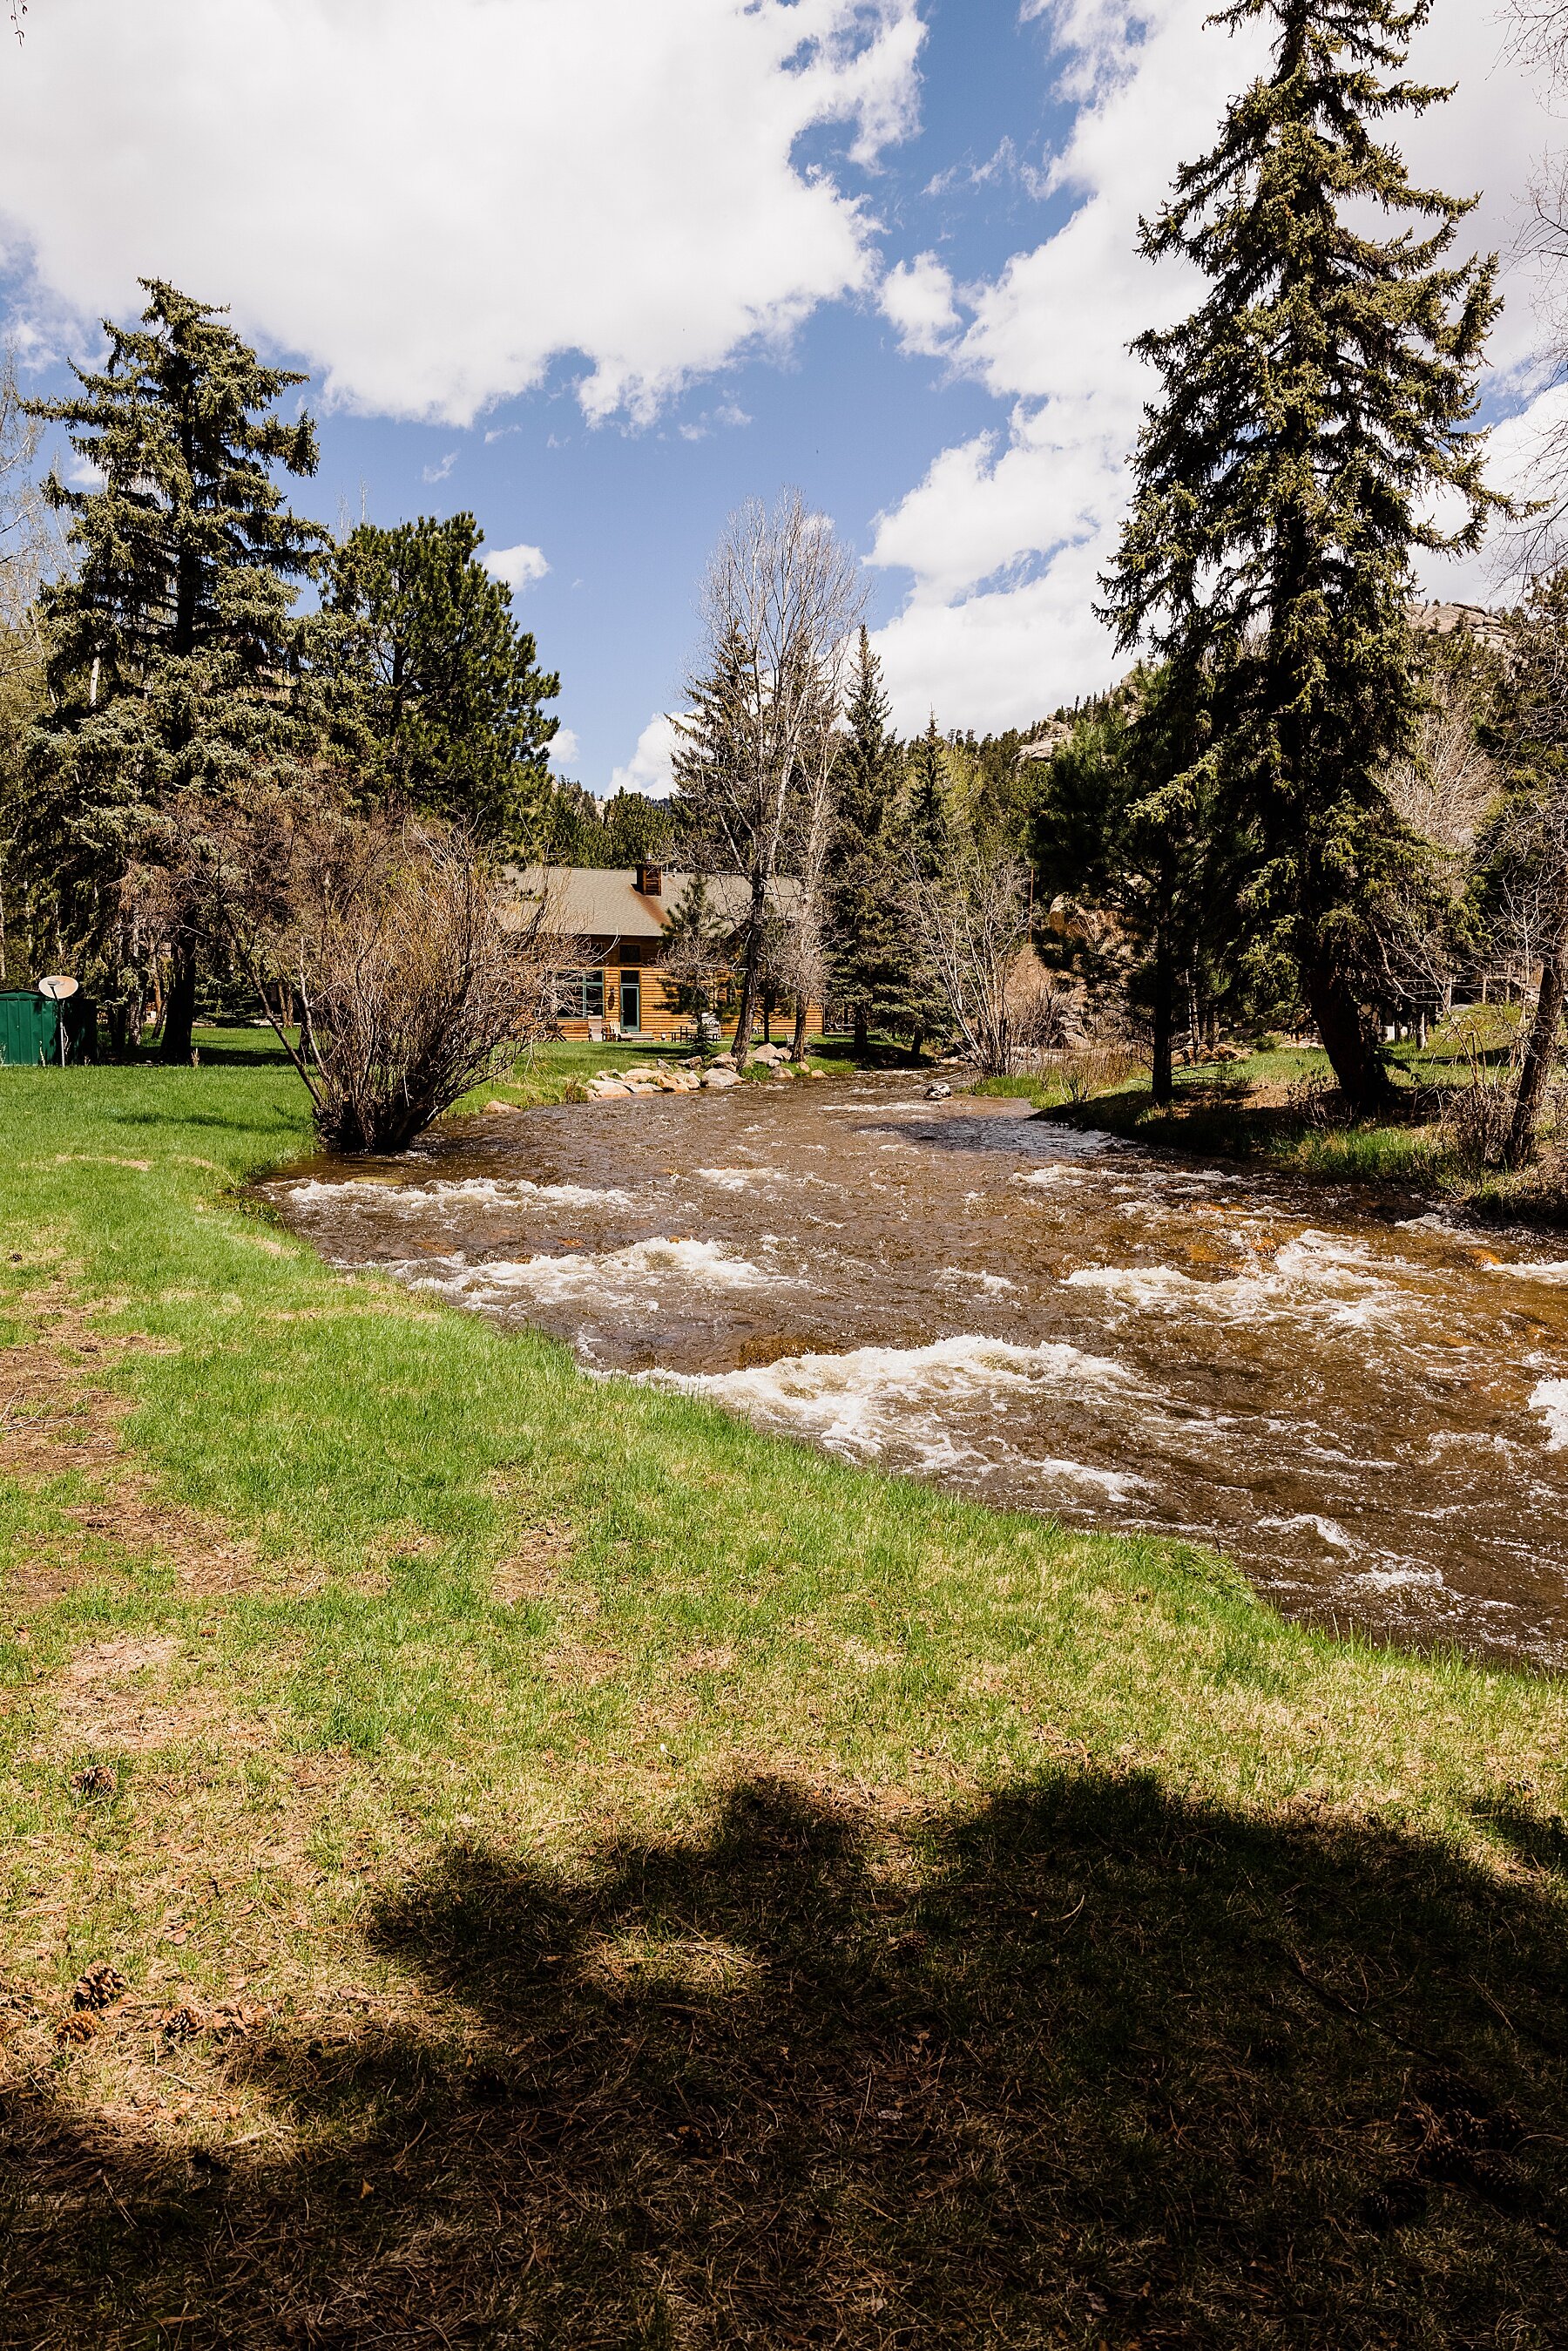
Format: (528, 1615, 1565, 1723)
(511, 864, 823, 1042)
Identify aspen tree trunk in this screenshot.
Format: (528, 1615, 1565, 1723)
(1506, 867, 1568, 1166)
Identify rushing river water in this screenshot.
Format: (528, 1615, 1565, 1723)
(268, 1074, 1568, 1670)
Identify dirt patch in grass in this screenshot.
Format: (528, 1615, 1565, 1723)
(491, 1521, 575, 1605)
(0, 1311, 280, 1599)
(544, 1641, 625, 1690)
(44, 1634, 269, 1757)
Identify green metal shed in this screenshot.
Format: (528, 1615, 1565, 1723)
(0, 992, 95, 1067)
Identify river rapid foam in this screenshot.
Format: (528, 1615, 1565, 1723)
(270, 1073, 1568, 1667)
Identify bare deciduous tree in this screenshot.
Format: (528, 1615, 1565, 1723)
(779, 647, 853, 1061)
(902, 831, 1031, 1077)
(673, 491, 862, 1069)
(158, 792, 559, 1150)
(1500, 3, 1568, 569)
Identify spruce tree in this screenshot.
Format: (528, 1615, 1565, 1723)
(1100, 0, 1504, 1109)
(825, 627, 903, 1054)
(322, 513, 558, 856)
(24, 281, 326, 1057)
(1032, 664, 1245, 1101)
(899, 714, 956, 1055)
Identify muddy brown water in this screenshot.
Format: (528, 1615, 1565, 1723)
(267, 1074, 1568, 1670)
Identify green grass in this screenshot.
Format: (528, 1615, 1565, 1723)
(2, 1033, 1566, 2344)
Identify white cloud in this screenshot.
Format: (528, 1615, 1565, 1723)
(871, 0, 1556, 732)
(0, 0, 924, 427)
(879, 251, 961, 356)
(609, 713, 679, 799)
(421, 451, 457, 484)
(551, 726, 581, 769)
(483, 541, 550, 593)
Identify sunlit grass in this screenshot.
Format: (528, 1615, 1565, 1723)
(3, 1032, 1567, 2339)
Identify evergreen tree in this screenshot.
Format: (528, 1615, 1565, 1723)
(321, 513, 558, 855)
(1032, 663, 1258, 1101)
(539, 778, 607, 864)
(898, 714, 956, 1054)
(1100, 0, 1504, 1110)
(600, 786, 672, 866)
(906, 714, 951, 877)
(23, 281, 327, 1057)
(825, 627, 903, 1053)
(658, 872, 732, 1022)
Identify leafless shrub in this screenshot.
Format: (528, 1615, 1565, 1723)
(292, 822, 559, 1151)
(180, 792, 559, 1151)
(1008, 965, 1078, 1057)
(1288, 1073, 1342, 1130)
(1439, 1074, 1517, 1170)
(1431, 1026, 1524, 1171)
(1060, 1044, 1148, 1103)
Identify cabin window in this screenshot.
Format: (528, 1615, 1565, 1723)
(558, 969, 605, 1020)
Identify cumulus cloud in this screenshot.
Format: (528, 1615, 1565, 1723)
(609, 713, 679, 799)
(879, 252, 961, 356)
(0, 0, 924, 427)
(871, 0, 1557, 732)
(483, 542, 550, 593)
(551, 726, 581, 769)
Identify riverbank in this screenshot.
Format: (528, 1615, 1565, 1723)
(977, 1030, 1568, 1225)
(3, 1033, 1566, 2344)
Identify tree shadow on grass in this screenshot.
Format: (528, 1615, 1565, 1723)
(3, 1771, 1566, 2347)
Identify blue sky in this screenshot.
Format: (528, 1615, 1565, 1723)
(0, 2, 1555, 795)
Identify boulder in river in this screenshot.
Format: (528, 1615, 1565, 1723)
(703, 1067, 740, 1088)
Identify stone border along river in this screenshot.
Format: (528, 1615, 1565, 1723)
(268, 1070, 1568, 1672)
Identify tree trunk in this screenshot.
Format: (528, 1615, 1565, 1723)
(1151, 919, 1175, 1108)
(1306, 952, 1388, 1115)
(791, 996, 808, 1063)
(1506, 872, 1568, 1165)
(762, 986, 774, 1045)
(159, 942, 199, 1065)
(853, 1001, 868, 1058)
(730, 897, 765, 1071)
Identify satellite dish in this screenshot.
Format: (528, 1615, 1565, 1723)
(37, 975, 78, 1001)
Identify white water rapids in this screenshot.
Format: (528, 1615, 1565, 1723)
(269, 1074, 1568, 1669)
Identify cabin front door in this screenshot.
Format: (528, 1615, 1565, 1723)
(619, 974, 641, 1033)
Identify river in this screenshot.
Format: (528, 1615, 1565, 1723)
(267, 1073, 1568, 1671)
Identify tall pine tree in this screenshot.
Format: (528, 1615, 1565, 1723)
(24, 281, 326, 1056)
(899, 714, 956, 1056)
(321, 513, 558, 856)
(825, 627, 903, 1053)
(1100, 0, 1504, 1109)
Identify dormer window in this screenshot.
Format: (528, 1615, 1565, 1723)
(636, 864, 663, 897)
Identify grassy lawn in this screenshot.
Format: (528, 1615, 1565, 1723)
(2, 1032, 1566, 2344)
